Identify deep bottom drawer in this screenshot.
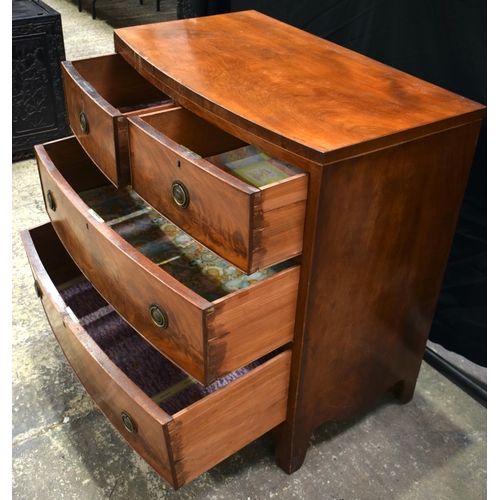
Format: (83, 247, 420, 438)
(21, 222, 291, 489)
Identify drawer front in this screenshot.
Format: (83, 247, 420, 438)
(20, 224, 178, 487)
(21, 223, 291, 489)
(62, 58, 129, 187)
(35, 137, 299, 384)
(62, 54, 175, 188)
(128, 108, 308, 274)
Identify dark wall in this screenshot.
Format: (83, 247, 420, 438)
(179, 0, 487, 366)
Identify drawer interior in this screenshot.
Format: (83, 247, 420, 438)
(80, 185, 295, 301)
(57, 275, 280, 415)
(47, 139, 298, 302)
(28, 221, 284, 414)
(70, 54, 173, 113)
(140, 107, 305, 188)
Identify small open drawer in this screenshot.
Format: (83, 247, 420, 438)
(61, 53, 177, 188)
(128, 107, 309, 274)
(35, 136, 300, 384)
(20, 223, 291, 489)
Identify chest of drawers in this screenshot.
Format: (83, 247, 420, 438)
(21, 10, 485, 490)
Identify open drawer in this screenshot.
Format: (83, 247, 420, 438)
(20, 223, 291, 489)
(128, 107, 309, 274)
(35, 136, 300, 384)
(61, 54, 177, 188)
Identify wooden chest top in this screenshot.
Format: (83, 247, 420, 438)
(114, 10, 485, 164)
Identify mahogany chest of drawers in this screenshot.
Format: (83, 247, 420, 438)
(21, 11, 485, 490)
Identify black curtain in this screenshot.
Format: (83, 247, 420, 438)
(178, 0, 487, 367)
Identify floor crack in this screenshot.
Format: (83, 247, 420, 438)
(12, 421, 61, 447)
(12, 406, 97, 447)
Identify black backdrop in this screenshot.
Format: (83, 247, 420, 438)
(179, 0, 487, 367)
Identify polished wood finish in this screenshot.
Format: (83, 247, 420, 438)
(22, 11, 486, 488)
(129, 107, 308, 273)
(114, 11, 484, 168)
(62, 54, 175, 188)
(273, 119, 484, 472)
(256, 177, 308, 271)
(113, 11, 486, 477)
(209, 269, 298, 377)
(35, 137, 299, 384)
(21, 223, 291, 489)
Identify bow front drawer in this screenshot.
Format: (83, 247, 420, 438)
(61, 54, 176, 188)
(21, 222, 291, 490)
(35, 137, 299, 384)
(128, 107, 309, 274)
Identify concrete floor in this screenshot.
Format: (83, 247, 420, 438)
(12, 1, 487, 498)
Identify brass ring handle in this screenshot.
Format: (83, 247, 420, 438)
(47, 190, 56, 211)
(171, 181, 189, 208)
(121, 411, 137, 434)
(79, 110, 89, 134)
(149, 304, 168, 329)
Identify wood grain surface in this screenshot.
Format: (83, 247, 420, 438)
(114, 11, 485, 165)
(274, 119, 485, 473)
(208, 265, 299, 379)
(171, 350, 291, 486)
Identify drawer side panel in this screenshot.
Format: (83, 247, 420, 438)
(207, 265, 299, 379)
(251, 174, 308, 271)
(172, 350, 292, 486)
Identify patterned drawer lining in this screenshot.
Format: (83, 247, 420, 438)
(79, 185, 293, 301)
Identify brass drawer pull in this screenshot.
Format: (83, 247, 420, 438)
(121, 411, 137, 434)
(79, 110, 89, 134)
(171, 181, 189, 208)
(149, 304, 168, 329)
(47, 190, 56, 211)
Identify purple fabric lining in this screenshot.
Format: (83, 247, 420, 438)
(60, 280, 108, 318)
(59, 280, 273, 415)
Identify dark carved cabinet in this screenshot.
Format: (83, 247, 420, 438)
(12, 0, 71, 161)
